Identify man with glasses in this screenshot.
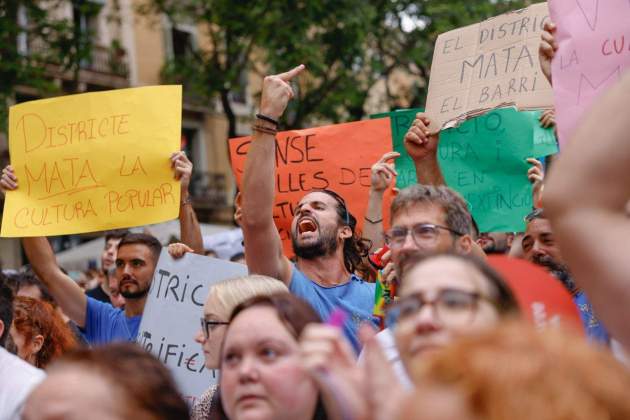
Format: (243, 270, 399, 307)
(362, 184, 477, 371)
(241, 65, 377, 352)
(385, 184, 476, 274)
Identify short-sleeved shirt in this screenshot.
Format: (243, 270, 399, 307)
(0, 346, 45, 419)
(574, 292, 609, 345)
(86, 285, 112, 305)
(84, 297, 142, 345)
(289, 265, 378, 352)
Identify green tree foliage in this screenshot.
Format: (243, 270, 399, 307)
(139, 0, 534, 136)
(0, 0, 96, 134)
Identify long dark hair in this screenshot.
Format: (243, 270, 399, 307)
(318, 189, 371, 275)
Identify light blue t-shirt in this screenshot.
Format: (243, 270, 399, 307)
(84, 297, 142, 345)
(289, 265, 378, 352)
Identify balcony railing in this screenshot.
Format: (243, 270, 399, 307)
(84, 44, 129, 77)
(188, 171, 228, 209)
(27, 38, 128, 79)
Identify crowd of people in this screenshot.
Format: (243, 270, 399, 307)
(1, 19, 630, 420)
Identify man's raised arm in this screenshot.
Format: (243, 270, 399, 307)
(172, 151, 204, 254)
(545, 72, 630, 350)
(404, 113, 445, 186)
(22, 237, 87, 327)
(241, 65, 305, 283)
(1, 165, 87, 326)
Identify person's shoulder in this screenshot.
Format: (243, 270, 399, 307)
(0, 346, 46, 384)
(86, 296, 124, 318)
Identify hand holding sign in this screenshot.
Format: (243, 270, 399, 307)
(0, 165, 17, 193)
(171, 151, 193, 192)
(527, 158, 545, 208)
(403, 114, 439, 162)
(260, 64, 306, 119)
(539, 21, 558, 86)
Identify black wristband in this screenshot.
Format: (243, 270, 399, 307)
(256, 113, 279, 127)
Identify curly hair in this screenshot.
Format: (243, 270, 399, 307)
(402, 321, 630, 420)
(319, 189, 371, 275)
(12, 296, 77, 368)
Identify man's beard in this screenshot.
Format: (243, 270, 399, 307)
(120, 282, 150, 299)
(292, 226, 339, 260)
(532, 254, 578, 295)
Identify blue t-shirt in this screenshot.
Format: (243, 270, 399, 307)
(574, 292, 609, 345)
(84, 297, 142, 345)
(289, 265, 377, 352)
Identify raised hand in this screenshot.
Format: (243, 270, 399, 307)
(171, 151, 193, 192)
(371, 152, 400, 193)
(539, 21, 557, 85)
(404, 113, 440, 162)
(167, 242, 194, 259)
(0, 165, 18, 194)
(527, 158, 545, 208)
(539, 108, 556, 129)
(300, 324, 368, 420)
(259, 64, 306, 120)
(379, 248, 397, 287)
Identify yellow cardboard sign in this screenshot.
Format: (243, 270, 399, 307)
(1, 86, 182, 237)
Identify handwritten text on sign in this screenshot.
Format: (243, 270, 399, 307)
(370, 109, 423, 189)
(439, 108, 537, 232)
(550, 0, 630, 145)
(137, 250, 247, 406)
(1, 86, 182, 237)
(229, 119, 392, 256)
(425, 2, 553, 130)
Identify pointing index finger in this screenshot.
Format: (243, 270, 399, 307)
(277, 64, 306, 82)
(378, 151, 401, 163)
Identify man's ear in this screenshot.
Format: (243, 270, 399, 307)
(339, 225, 352, 241)
(0, 320, 4, 343)
(506, 233, 515, 247)
(457, 234, 474, 255)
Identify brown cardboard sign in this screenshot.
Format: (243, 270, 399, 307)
(425, 2, 554, 130)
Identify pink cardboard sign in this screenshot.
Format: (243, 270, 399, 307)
(550, 0, 630, 146)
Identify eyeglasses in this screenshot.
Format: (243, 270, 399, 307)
(385, 289, 494, 329)
(200, 318, 229, 338)
(384, 223, 463, 249)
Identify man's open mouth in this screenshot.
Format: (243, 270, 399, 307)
(298, 218, 317, 234)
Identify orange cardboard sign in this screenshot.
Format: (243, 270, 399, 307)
(229, 119, 393, 256)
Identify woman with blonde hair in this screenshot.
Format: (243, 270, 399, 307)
(192, 274, 287, 419)
(169, 241, 288, 420)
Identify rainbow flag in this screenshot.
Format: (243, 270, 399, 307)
(373, 270, 395, 329)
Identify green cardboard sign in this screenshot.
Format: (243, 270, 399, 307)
(370, 108, 423, 188)
(530, 110, 559, 157)
(439, 108, 539, 232)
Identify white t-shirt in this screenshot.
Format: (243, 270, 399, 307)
(0, 346, 46, 420)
